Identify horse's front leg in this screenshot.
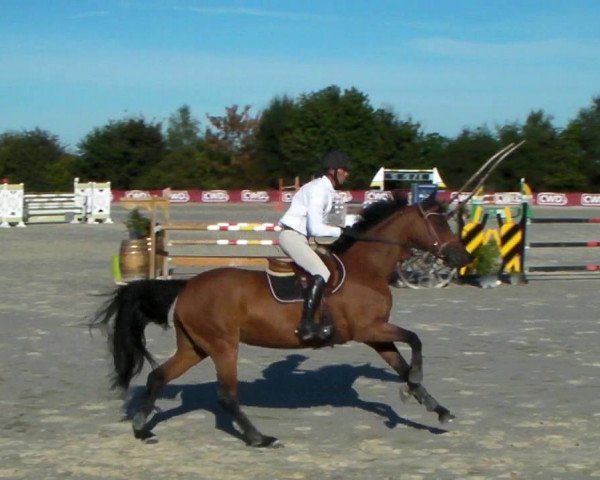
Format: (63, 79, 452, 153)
(360, 323, 423, 384)
(365, 340, 455, 424)
(213, 351, 280, 448)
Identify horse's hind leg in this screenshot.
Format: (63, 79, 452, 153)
(366, 341, 455, 424)
(132, 328, 207, 438)
(213, 350, 279, 447)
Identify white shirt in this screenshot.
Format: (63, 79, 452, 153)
(279, 176, 342, 237)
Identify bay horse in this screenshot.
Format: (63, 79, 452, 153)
(92, 194, 470, 447)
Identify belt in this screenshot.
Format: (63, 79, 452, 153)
(280, 224, 302, 234)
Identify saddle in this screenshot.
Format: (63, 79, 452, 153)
(265, 248, 346, 303)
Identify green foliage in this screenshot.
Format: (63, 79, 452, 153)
(474, 240, 501, 276)
(0, 128, 68, 191)
(1, 91, 600, 192)
(253, 85, 426, 188)
(138, 147, 225, 189)
(45, 153, 82, 190)
(204, 105, 260, 187)
(166, 105, 201, 151)
(124, 208, 150, 239)
(562, 96, 600, 190)
(436, 126, 500, 190)
(78, 117, 166, 189)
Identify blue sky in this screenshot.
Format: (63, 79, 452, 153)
(1, 1, 599, 151)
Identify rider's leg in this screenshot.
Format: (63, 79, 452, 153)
(278, 229, 332, 341)
(295, 274, 327, 341)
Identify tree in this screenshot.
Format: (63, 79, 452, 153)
(78, 117, 165, 189)
(0, 128, 70, 191)
(254, 95, 297, 187)
(436, 126, 500, 190)
(562, 96, 600, 191)
(204, 105, 261, 187)
(45, 153, 82, 191)
(254, 86, 425, 189)
(496, 110, 583, 191)
(166, 105, 201, 151)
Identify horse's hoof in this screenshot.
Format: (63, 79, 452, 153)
(133, 427, 154, 440)
(438, 409, 455, 424)
(132, 412, 154, 440)
(132, 412, 146, 432)
(247, 435, 282, 448)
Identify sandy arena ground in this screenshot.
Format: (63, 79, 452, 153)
(1, 204, 599, 479)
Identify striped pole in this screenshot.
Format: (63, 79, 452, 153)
(528, 265, 600, 273)
(170, 239, 279, 246)
(161, 222, 281, 232)
(530, 217, 600, 224)
(529, 241, 600, 248)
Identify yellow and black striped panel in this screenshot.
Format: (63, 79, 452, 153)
(460, 222, 485, 275)
(499, 222, 523, 272)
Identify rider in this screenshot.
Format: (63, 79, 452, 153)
(278, 150, 351, 342)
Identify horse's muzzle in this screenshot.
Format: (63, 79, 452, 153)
(441, 244, 472, 268)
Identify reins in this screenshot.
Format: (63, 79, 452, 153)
(328, 203, 449, 257)
(337, 228, 404, 246)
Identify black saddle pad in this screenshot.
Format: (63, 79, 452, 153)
(265, 253, 346, 303)
(266, 273, 304, 303)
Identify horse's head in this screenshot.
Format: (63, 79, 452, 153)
(409, 196, 471, 268)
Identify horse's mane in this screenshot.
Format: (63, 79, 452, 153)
(329, 191, 410, 254)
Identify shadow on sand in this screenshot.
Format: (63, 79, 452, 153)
(124, 353, 447, 441)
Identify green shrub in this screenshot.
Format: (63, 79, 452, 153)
(474, 240, 501, 276)
(124, 208, 150, 239)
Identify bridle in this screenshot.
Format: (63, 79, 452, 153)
(418, 203, 453, 257)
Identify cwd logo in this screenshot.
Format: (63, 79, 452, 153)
(125, 190, 151, 199)
(493, 192, 522, 204)
(537, 192, 567, 206)
(168, 190, 190, 203)
(581, 194, 600, 206)
(364, 190, 391, 202)
(336, 191, 353, 203)
(201, 190, 230, 203)
(241, 190, 270, 202)
(450, 192, 472, 203)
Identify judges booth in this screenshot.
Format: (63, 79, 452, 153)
(369, 167, 447, 204)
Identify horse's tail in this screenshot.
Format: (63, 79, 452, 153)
(90, 279, 187, 390)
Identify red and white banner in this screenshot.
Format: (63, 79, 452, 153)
(111, 189, 600, 207)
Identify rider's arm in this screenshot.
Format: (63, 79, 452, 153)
(306, 187, 342, 238)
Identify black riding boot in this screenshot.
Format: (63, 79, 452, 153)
(295, 275, 330, 342)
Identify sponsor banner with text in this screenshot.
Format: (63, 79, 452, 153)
(111, 190, 600, 207)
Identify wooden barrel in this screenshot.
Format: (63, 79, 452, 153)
(119, 238, 150, 282)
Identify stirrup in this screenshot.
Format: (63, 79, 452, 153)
(295, 322, 319, 342)
(317, 324, 334, 341)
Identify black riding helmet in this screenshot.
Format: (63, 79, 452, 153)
(321, 150, 350, 171)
